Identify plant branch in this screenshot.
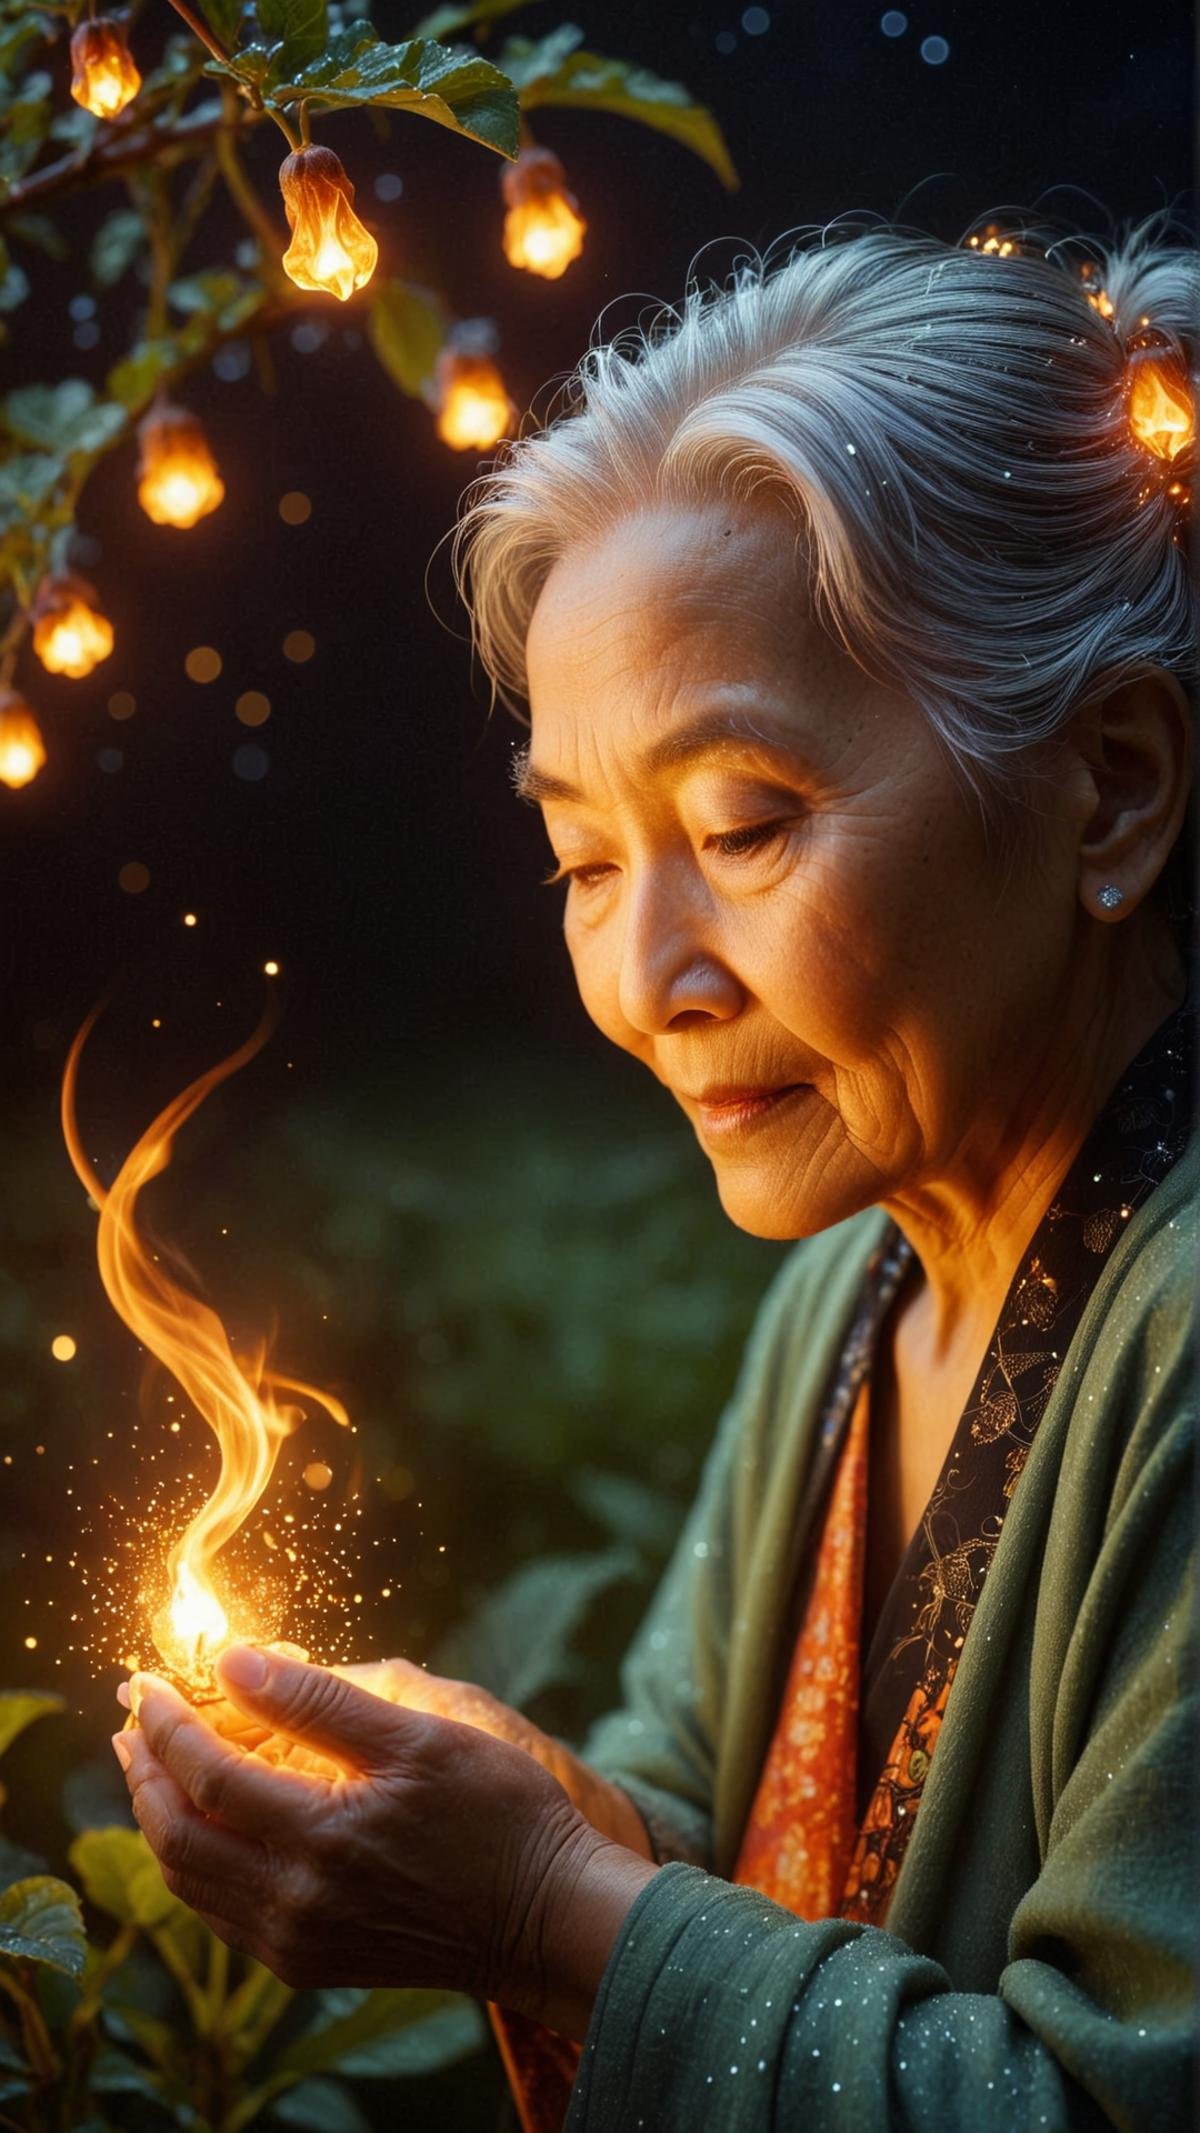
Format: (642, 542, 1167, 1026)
(214, 113, 287, 286)
(0, 103, 247, 218)
(162, 0, 230, 71)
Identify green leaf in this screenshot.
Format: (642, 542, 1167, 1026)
(218, 1958, 294, 2071)
(271, 2076, 371, 2132)
(0, 1876, 86, 1980)
(197, 0, 248, 47)
(571, 1466, 682, 1556)
(105, 339, 179, 413)
(6, 211, 69, 262)
(89, 2046, 167, 2103)
(257, 0, 328, 70)
(168, 268, 261, 332)
(432, 1547, 638, 1709)
(367, 279, 445, 398)
(0, 1691, 64, 1761)
(411, 0, 531, 38)
(90, 208, 145, 289)
(276, 1987, 483, 2080)
(266, 30, 520, 158)
(0, 254, 29, 312)
(1, 380, 126, 455)
(68, 1828, 176, 1930)
(501, 34, 739, 189)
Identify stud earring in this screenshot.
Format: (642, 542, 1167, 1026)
(1096, 884, 1125, 910)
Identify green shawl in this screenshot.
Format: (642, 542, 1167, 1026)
(569, 1135, 1197, 2130)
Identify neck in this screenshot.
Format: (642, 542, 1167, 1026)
(882, 914, 1186, 1369)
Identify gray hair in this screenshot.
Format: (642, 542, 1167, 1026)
(451, 211, 1196, 833)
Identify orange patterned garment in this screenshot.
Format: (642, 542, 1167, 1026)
(733, 1379, 872, 1914)
(492, 1375, 924, 2131)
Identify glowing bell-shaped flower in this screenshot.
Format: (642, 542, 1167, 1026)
(32, 575, 114, 679)
(501, 145, 586, 281)
(1126, 347, 1195, 465)
(0, 690, 47, 789)
(279, 146, 378, 302)
(137, 403, 226, 528)
(69, 16, 142, 120)
(433, 347, 513, 452)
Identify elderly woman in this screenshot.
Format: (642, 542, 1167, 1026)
(115, 215, 1196, 2132)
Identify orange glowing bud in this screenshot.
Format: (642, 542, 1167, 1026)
(1126, 348, 1195, 465)
(32, 575, 114, 679)
(0, 689, 47, 790)
(501, 145, 586, 281)
(137, 403, 226, 528)
(1085, 287, 1115, 320)
(279, 146, 378, 302)
(433, 348, 513, 451)
(69, 16, 142, 120)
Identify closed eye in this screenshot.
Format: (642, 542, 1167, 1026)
(542, 819, 797, 891)
(706, 819, 794, 858)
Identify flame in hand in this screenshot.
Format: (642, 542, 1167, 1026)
(62, 1006, 349, 1691)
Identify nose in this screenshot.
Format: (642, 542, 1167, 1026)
(617, 865, 744, 1035)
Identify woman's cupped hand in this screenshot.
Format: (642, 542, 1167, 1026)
(112, 1646, 657, 2035)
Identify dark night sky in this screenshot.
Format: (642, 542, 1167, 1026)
(2, 0, 1192, 1112)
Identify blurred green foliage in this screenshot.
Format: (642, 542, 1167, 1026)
(0, 1047, 784, 2124)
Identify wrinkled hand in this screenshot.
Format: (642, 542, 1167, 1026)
(114, 1646, 657, 2036)
(117, 1655, 653, 1853)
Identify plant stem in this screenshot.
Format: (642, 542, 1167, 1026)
(214, 114, 286, 278)
(0, 104, 243, 218)
(162, 0, 230, 71)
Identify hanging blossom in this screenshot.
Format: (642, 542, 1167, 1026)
(32, 575, 114, 679)
(137, 404, 226, 528)
(69, 16, 142, 119)
(0, 690, 47, 789)
(433, 347, 513, 452)
(279, 147, 379, 301)
(501, 145, 586, 281)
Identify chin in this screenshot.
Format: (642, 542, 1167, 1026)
(710, 1160, 880, 1244)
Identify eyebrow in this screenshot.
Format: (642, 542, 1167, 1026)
(510, 709, 808, 806)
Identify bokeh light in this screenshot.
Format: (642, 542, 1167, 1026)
(107, 689, 136, 720)
(232, 744, 269, 781)
(282, 630, 315, 663)
(880, 9, 908, 34)
(920, 33, 950, 63)
(185, 645, 222, 683)
(51, 1334, 77, 1362)
(117, 861, 150, 894)
(236, 690, 272, 726)
(278, 491, 312, 525)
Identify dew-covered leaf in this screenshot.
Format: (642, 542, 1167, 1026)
(0, 1875, 86, 1979)
(265, 30, 520, 158)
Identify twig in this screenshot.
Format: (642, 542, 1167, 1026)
(162, 0, 231, 72)
(0, 104, 244, 217)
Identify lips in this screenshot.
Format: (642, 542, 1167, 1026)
(688, 1083, 804, 1107)
(683, 1082, 811, 1142)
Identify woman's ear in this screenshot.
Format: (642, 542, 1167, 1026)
(1071, 669, 1193, 920)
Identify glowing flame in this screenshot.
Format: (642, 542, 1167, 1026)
(279, 146, 378, 302)
(0, 690, 46, 789)
(32, 577, 114, 679)
(137, 405, 225, 529)
(70, 17, 141, 120)
(1128, 354, 1194, 464)
(966, 225, 1018, 258)
(501, 146, 586, 281)
(434, 351, 512, 451)
(61, 1006, 349, 1689)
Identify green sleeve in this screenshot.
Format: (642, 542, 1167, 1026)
(580, 1244, 811, 1868)
(566, 1398, 1196, 2128)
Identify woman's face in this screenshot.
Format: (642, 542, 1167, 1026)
(522, 503, 1082, 1240)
